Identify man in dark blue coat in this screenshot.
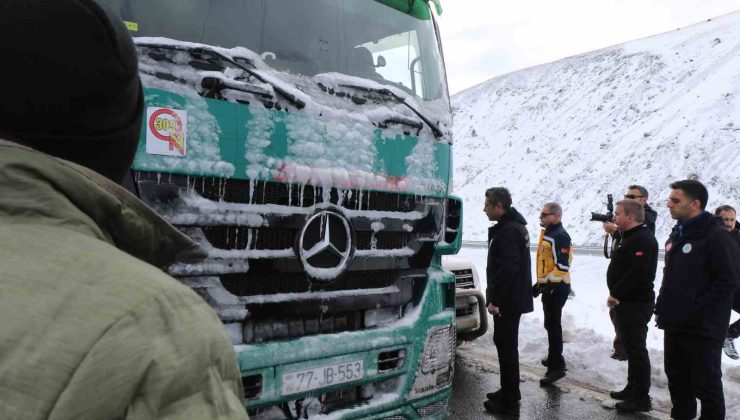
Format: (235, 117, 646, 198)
(656, 180, 739, 419)
(482, 187, 534, 416)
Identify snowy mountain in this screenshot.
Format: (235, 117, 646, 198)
(451, 11, 740, 246)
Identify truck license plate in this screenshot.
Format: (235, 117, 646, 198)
(281, 360, 364, 395)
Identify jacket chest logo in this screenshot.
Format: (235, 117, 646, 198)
(682, 243, 692, 254)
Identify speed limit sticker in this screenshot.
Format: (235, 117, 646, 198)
(146, 107, 187, 157)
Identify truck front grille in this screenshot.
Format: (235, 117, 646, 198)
(133, 172, 441, 339)
(220, 269, 400, 297)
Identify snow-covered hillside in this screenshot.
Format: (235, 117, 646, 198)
(452, 11, 740, 245)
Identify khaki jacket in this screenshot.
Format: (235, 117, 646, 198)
(0, 140, 246, 419)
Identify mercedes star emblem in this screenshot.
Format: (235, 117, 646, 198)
(297, 208, 354, 280)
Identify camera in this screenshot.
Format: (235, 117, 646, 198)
(590, 193, 614, 223)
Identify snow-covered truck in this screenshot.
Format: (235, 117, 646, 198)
(107, 0, 459, 417)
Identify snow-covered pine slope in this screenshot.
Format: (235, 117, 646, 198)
(452, 11, 740, 246)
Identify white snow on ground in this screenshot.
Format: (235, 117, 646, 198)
(457, 247, 740, 417)
(450, 11, 740, 246)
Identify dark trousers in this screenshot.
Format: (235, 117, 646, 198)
(542, 284, 569, 370)
(493, 312, 522, 401)
(613, 301, 653, 397)
(609, 307, 627, 357)
(728, 299, 740, 339)
(664, 331, 725, 419)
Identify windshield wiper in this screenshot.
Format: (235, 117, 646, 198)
(338, 83, 443, 138)
(136, 41, 305, 110)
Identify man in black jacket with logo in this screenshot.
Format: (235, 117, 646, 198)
(603, 184, 657, 360)
(606, 199, 659, 412)
(714, 205, 740, 360)
(482, 187, 533, 416)
(656, 180, 738, 419)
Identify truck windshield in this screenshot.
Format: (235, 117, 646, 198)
(106, 0, 448, 102)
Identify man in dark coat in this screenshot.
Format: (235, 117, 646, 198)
(656, 180, 738, 419)
(714, 205, 740, 360)
(606, 200, 659, 412)
(482, 187, 534, 416)
(603, 184, 657, 360)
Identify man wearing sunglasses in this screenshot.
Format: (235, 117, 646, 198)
(533, 202, 572, 386)
(603, 185, 657, 361)
(713, 205, 740, 360)
(655, 180, 738, 419)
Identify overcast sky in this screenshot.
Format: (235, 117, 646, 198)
(437, 1, 739, 95)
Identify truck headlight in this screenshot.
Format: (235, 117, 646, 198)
(407, 324, 455, 400)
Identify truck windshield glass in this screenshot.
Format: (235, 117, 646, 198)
(105, 0, 448, 102)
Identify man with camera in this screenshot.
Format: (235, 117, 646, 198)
(714, 205, 740, 360)
(602, 185, 657, 360)
(533, 202, 572, 386)
(605, 200, 659, 412)
(656, 180, 738, 419)
(482, 187, 533, 416)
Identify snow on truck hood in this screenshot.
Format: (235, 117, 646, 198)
(133, 37, 451, 196)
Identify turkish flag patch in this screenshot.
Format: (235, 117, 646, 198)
(561, 248, 569, 254)
(635, 251, 644, 256)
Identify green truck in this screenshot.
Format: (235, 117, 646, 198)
(106, 0, 460, 417)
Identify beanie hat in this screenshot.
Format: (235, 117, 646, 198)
(0, 0, 143, 183)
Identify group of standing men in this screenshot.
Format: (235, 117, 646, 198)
(482, 180, 740, 419)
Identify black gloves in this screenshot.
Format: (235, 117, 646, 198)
(532, 283, 541, 298)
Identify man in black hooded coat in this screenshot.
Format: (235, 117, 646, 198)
(482, 187, 534, 416)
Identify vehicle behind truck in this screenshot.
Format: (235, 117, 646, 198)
(104, 0, 460, 417)
(442, 255, 488, 345)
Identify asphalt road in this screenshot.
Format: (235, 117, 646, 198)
(450, 345, 669, 419)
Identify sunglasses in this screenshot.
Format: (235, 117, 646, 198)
(624, 194, 645, 199)
(539, 212, 554, 218)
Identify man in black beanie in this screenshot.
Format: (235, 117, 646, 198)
(0, 0, 143, 183)
(0, 1, 246, 418)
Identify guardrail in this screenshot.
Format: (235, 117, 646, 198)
(461, 240, 666, 259)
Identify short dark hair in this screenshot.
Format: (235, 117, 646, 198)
(617, 199, 645, 223)
(670, 179, 708, 210)
(544, 202, 562, 217)
(628, 185, 649, 199)
(714, 205, 736, 215)
(485, 187, 512, 210)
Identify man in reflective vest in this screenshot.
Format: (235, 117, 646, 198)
(533, 202, 573, 386)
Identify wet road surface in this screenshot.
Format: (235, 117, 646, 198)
(451, 346, 668, 419)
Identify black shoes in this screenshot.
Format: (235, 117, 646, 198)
(484, 398, 520, 416)
(615, 397, 652, 412)
(610, 352, 628, 361)
(539, 369, 566, 386)
(540, 358, 567, 371)
(609, 388, 632, 400)
(486, 389, 521, 401)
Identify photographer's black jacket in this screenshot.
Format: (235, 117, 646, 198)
(607, 225, 658, 302)
(655, 212, 739, 341)
(643, 204, 657, 234)
(486, 207, 534, 316)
